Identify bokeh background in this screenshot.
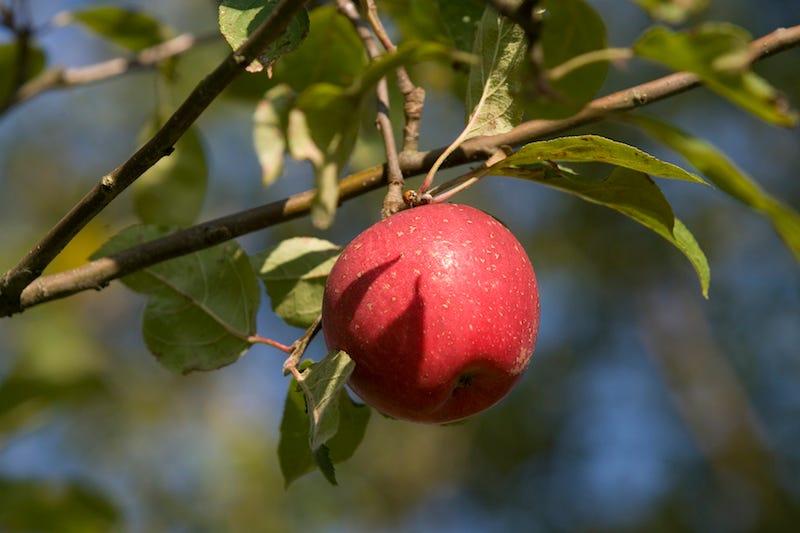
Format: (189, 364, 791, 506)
(1, 0, 799, 531)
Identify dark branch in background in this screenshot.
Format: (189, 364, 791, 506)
(0, 0, 312, 317)
(4, 23, 800, 316)
(0, 0, 35, 111)
(1, 32, 220, 114)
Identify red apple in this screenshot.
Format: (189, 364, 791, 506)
(322, 203, 540, 424)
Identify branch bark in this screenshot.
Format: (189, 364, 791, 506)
(0, 32, 217, 113)
(4, 23, 800, 316)
(0, 0, 312, 316)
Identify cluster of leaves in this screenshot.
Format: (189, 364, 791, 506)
(2, 0, 798, 493)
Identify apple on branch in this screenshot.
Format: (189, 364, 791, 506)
(322, 203, 540, 424)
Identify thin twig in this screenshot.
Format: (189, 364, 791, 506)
(3, 23, 800, 316)
(429, 147, 512, 204)
(363, 0, 426, 215)
(0, 0, 312, 317)
(1, 33, 218, 114)
(337, 0, 406, 218)
(282, 314, 323, 375)
(362, 0, 425, 195)
(548, 47, 634, 82)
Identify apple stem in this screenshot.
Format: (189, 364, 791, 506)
(429, 148, 512, 203)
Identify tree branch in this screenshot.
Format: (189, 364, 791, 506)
(5, 23, 800, 316)
(0, 32, 218, 114)
(0, 0, 312, 316)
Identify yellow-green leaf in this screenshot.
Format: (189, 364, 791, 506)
(629, 114, 800, 263)
(489, 162, 711, 297)
(69, 5, 170, 52)
(634, 24, 798, 126)
(497, 135, 707, 184)
(632, 0, 709, 24)
(253, 84, 295, 186)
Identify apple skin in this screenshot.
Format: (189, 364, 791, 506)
(322, 203, 540, 424)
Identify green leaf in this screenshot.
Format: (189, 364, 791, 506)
(0, 374, 106, 437)
(218, 0, 309, 73)
(489, 163, 710, 296)
(436, 1, 485, 51)
(133, 119, 208, 227)
(0, 477, 119, 533)
(272, 5, 368, 91)
(253, 84, 295, 186)
(496, 135, 707, 184)
(299, 350, 355, 452)
(288, 84, 361, 229)
(278, 353, 370, 487)
(634, 24, 798, 126)
(520, 0, 608, 119)
(91, 226, 260, 373)
(381, 0, 483, 52)
(628, 114, 800, 263)
(465, 7, 527, 137)
(353, 41, 460, 98)
(69, 5, 170, 52)
(251, 237, 340, 328)
(0, 43, 46, 103)
(632, 0, 709, 24)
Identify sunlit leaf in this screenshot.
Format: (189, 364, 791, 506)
(288, 85, 360, 229)
(69, 5, 170, 52)
(496, 135, 707, 184)
(629, 114, 800, 263)
(133, 118, 207, 227)
(251, 237, 340, 328)
(0, 477, 119, 533)
(465, 7, 526, 137)
(489, 163, 710, 296)
(253, 84, 295, 186)
(0, 43, 46, 103)
(218, 0, 309, 73)
(634, 23, 798, 126)
(91, 226, 260, 373)
(632, 0, 709, 23)
(278, 354, 370, 487)
(520, 0, 608, 119)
